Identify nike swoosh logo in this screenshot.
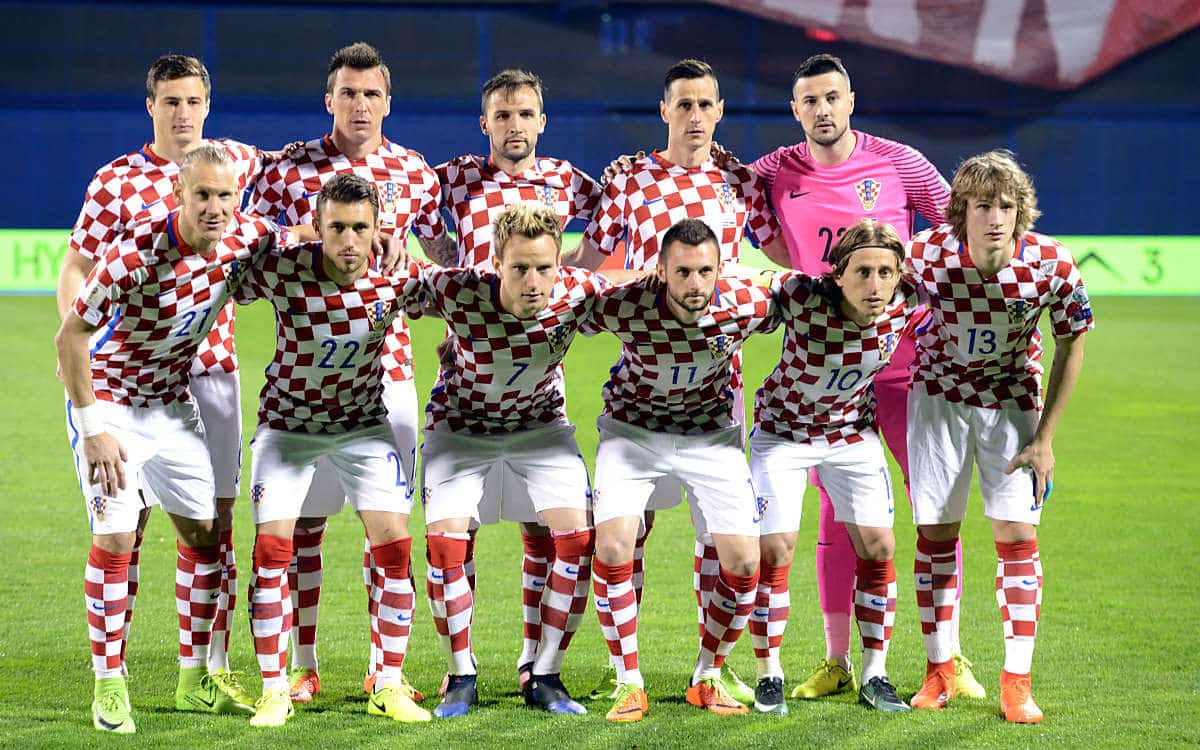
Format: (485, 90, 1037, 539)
(752, 609, 771, 617)
(837, 676, 852, 689)
(91, 602, 120, 612)
(642, 197, 664, 206)
(190, 693, 216, 710)
(615, 706, 642, 714)
(564, 566, 580, 576)
(595, 600, 610, 609)
(430, 571, 445, 579)
(396, 613, 412, 622)
(1021, 579, 1039, 586)
(870, 598, 887, 607)
(788, 191, 810, 199)
(917, 577, 932, 585)
(888, 507, 894, 514)
(209, 592, 221, 600)
(95, 716, 128, 731)
(721, 600, 737, 610)
(141, 199, 162, 211)
(301, 191, 319, 200)
(531, 579, 546, 587)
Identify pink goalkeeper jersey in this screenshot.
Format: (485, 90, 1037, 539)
(751, 130, 949, 274)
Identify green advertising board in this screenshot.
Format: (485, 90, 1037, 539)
(0, 230, 1194, 295)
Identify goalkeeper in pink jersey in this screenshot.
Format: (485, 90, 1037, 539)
(748, 53, 986, 702)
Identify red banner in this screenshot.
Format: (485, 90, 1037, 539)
(707, 0, 1200, 89)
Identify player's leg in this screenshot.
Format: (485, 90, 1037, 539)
(819, 434, 908, 712)
(908, 392, 974, 710)
(518, 520, 554, 686)
(977, 405, 1045, 723)
(72, 401, 151, 734)
(683, 427, 760, 717)
(243, 427, 321, 727)
(421, 429, 492, 719)
(746, 429, 812, 715)
(335, 425, 429, 723)
(591, 417, 662, 722)
(875, 356, 981, 697)
(507, 424, 594, 715)
(189, 369, 251, 704)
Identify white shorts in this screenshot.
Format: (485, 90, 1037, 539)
(475, 464, 543, 525)
(592, 415, 760, 539)
(420, 422, 590, 525)
(644, 385, 745, 513)
(190, 370, 242, 499)
(68, 398, 215, 535)
(749, 428, 895, 533)
(908, 390, 1043, 526)
(299, 378, 418, 518)
(249, 423, 412, 525)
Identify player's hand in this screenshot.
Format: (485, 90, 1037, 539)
(710, 141, 740, 169)
(84, 433, 128, 498)
(1004, 438, 1054, 507)
(601, 151, 645, 186)
(378, 232, 409, 274)
(263, 141, 305, 164)
(436, 336, 454, 370)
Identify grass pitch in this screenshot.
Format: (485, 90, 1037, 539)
(0, 295, 1197, 748)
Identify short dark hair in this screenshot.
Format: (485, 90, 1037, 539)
(663, 58, 719, 102)
(792, 53, 851, 91)
(146, 54, 210, 100)
(316, 173, 380, 220)
(327, 42, 391, 95)
(481, 69, 544, 115)
(660, 218, 719, 262)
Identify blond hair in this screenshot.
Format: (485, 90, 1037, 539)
(947, 149, 1041, 241)
(178, 143, 231, 182)
(492, 203, 562, 258)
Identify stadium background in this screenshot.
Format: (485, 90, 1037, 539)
(0, 1, 1197, 747)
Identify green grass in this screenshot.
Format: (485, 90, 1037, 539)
(1, 296, 1197, 747)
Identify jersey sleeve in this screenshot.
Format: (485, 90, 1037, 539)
(582, 175, 628, 257)
(236, 246, 279, 305)
(568, 164, 604, 223)
(73, 236, 144, 326)
(248, 162, 289, 222)
(69, 170, 127, 262)
(219, 138, 267, 190)
(741, 168, 782, 248)
(750, 147, 784, 192)
(893, 144, 950, 226)
(1044, 246, 1095, 339)
(410, 162, 448, 242)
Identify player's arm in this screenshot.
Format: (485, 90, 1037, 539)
(594, 267, 647, 284)
(1004, 331, 1087, 501)
(287, 223, 319, 243)
(418, 233, 458, 267)
(761, 236, 792, 268)
(54, 311, 127, 496)
(56, 250, 96, 321)
(561, 235, 608, 271)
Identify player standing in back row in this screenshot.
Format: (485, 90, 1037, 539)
(904, 150, 1091, 723)
(747, 53, 983, 705)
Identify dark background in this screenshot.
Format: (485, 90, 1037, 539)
(2, 0, 1196, 233)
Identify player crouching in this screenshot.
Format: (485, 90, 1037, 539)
(749, 220, 922, 714)
(237, 174, 429, 727)
(420, 204, 605, 718)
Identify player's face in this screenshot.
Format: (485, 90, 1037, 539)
(657, 240, 722, 323)
(147, 76, 210, 149)
(495, 233, 561, 318)
(316, 199, 380, 282)
(791, 72, 854, 148)
(660, 76, 724, 151)
(835, 247, 901, 323)
(326, 66, 391, 146)
(173, 162, 239, 249)
(481, 86, 546, 165)
(965, 192, 1019, 255)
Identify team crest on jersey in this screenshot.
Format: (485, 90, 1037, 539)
(546, 325, 568, 353)
(226, 260, 245, 289)
(368, 299, 396, 332)
(1006, 298, 1032, 324)
(855, 178, 882, 211)
(90, 496, 107, 521)
(718, 183, 735, 210)
(380, 181, 398, 213)
(251, 483, 266, 508)
(879, 332, 898, 357)
(542, 185, 556, 208)
(707, 334, 728, 357)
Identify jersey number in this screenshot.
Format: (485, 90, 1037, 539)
(174, 306, 212, 338)
(818, 227, 847, 263)
(505, 361, 530, 386)
(670, 365, 700, 386)
(386, 451, 406, 488)
(318, 339, 360, 369)
(824, 367, 864, 391)
(964, 328, 998, 356)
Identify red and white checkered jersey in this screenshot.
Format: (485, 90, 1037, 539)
(435, 154, 602, 270)
(236, 245, 424, 434)
(583, 151, 781, 270)
(754, 273, 921, 446)
(73, 210, 284, 408)
(581, 275, 777, 434)
(422, 266, 604, 435)
(249, 135, 445, 382)
(751, 131, 949, 274)
(906, 227, 1095, 410)
(70, 139, 266, 377)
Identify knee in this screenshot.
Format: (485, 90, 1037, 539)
(760, 534, 796, 567)
(215, 499, 235, 532)
(594, 533, 633, 565)
(726, 548, 760, 577)
(861, 537, 895, 561)
(177, 518, 217, 548)
(93, 531, 137, 555)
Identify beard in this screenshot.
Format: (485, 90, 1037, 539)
(670, 288, 712, 314)
(807, 121, 848, 147)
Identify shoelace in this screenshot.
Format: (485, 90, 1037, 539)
(98, 689, 126, 715)
(871, 678, 901, 703)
